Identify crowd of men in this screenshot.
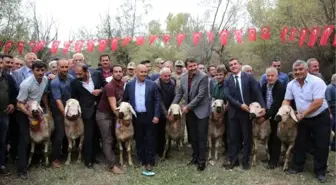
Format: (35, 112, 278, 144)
(0, 52, 335, 183)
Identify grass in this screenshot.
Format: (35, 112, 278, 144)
(1, 147, 335, 185)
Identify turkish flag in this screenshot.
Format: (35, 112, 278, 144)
(122, 37, 132, 46)
(163, 34, 171, 44)
(319, 25, 334, 46)
(36, 40, 45, 52)
(220, 30, 229, 45)
(136, 36, 145, 46)
(98, 39, 107, 52)
(4, 41, 14, 54)
(298, 28, 308, 47)
(87, 40, 95, 52)
(75, 40, 84, 52)
(289, 28, 297, 41)
(307, 27, 320, 47)
(193, 32, 202, 46)
(176, 33, 185, 46)
(280, 27, 289, 44)
(207, 32, 214, 44)
(234, 29, 243, 44)
(17, 41, 25, 54)
(51, 40, 60, 54)
(261, 26, 271, 40)
(29, 41, 37, 53)
(247, 28, 257, 41)
(111, 38, 119, 51)
(62, 41, 72, 54)
(333, 34, 336, 46)
(149, 35, 158, 45)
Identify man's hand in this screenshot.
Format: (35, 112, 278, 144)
(91, 89, 102, 96)
(259, 108, 266, 117)
(296, 112, 304, 121)
(48, 73, 56, 80)
(5, 104, 15, 114)
(240, 104, 249, 112)
(152, 117, 159, 124)
(182, 106, 189, 114)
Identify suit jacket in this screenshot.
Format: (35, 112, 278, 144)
(71, 71, 106, 119)
(12, 66, 31, 88)
(173, 70, 210, 119)
(123, 79, 160, 119)
(154, 78, 176, 116)
(224, 72, 265, 118)
(261, 80, 285, 119)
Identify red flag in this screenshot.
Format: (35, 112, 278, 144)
(149, 35, 158, 45)
(176, 33, 185, 46)
(111, 38, 119, 51)
(193, 32, 202, 46)
(4, 41, 14, 54)
(87, 40, 95, 52)
(280, 27, 289, 44)
(261, 26, 271, 40)
(62, 41, 72, 54)
(122, 37, 132, 47)
(247, 28, 257, 41)
(29, 41, 37, 52)
(207, 32, 214, 44)
(234, 29, 243, 44)
(98, 39, 107, 52)
(333, 34, 336, 47)
(17, 41, 25, 54)
(219, 30, 229, 45)
(307, 27, 320, 47)
(163, 34, 171, 44)
(298, 28, 308, 47)
(136, 36, 145, 46)
(75, 40, 85, 52)
(36, 40, 45, 52)
(289, 28, 297, 41)
(51, 40, 60, 54)
(320, 25, 334, 46)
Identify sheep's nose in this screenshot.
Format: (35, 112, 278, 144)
(118, 112, 124, 119)
(216, 107, 222, 113)
(173, 114, 179, 119)
(274, 115, 282, 122)
(32, 110, 39, 117)
(249, 113, 256, 119)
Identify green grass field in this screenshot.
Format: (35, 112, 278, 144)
(1, 147, 335, 185)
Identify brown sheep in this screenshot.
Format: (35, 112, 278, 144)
(208, 99, 226, 161)
(64, 99, 84, 165)
(162, 104, 184, 159)
(249, 102, 271, 166)
(115, 102, 136, 166)
(26, 100, 54, 167)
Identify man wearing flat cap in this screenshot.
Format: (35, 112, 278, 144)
(122, 62, 136, 83)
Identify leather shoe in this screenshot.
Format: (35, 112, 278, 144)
(288, 169, 301, 174)
(242, 163, 250, 170)
(18, 172, 28, 180)
(317, 174, 326, 183)
(85, 163, 93, 169)
(92, 158, 100, 165)
(197, 163, 205, 171)
(222, 160, 239, 169)
(187, 158, 198, 166)
(266, 163, 277, 170)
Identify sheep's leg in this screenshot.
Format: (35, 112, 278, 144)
(118, 140, 124, 165)
(177, 138, 181, 151)
(28, 142, 35, 167)
(208, 136, 212, 160)
(127, 140, 133, 166)
(77, 136, 84, 163)
(162, 137, 170, 159)
(65, 138, 72, 165)
(251, 138, 257, 166)
(265, 138, 270, 162)
(215, 139, 220, 160)
(44, 141, 49, 166)
(283, 144, 294, 171)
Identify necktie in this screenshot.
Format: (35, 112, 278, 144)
(266, 86, 273, 109)
(235, 76, 243, 103)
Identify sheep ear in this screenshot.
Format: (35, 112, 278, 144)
(211, 101, 216, 108)
(78, 105, 82, 114)
(290, 107, 298, 122)
(38, 105, 44, 113)
(179, 107, 182, 116)
(129, 106, 137, 118)
(116, 107, 120, 111)
(64, 105, 69, 115)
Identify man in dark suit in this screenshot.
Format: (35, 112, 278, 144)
(71, 63, 106, 169)
(261, 67, 285, 169)
(223, 58, 266, 170)
(173, 58, 210, 171)
(123, 64, 160, 175)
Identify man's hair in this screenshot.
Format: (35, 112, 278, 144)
(242, 65, 252, 72)
(56, 59, 69, 66)
(272, 56, 281, 62)
(99, 53, 110, 61)
(24, 52, 37, 61)
(331, 74, 336, 85)
(160, 67, 171, 74)
(228, 57, 240, 64)
(111, 64, 123, 72)
(140, 60, 151, 65)
(207, 64, 216, 72)
(31, 61, 47, 70)
(306, 58, 318, 67)
(73, 53, 85, 59)
(216, 65, 228, 75)
(75, 62, 89, 72)
(184, 57, 197, 67)
(48, 60, 57, 69)
(292, 60, 308, 70)
(265, 67, 278, 74)
(2, 54, 13, 59)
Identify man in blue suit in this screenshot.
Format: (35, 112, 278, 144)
(223, 58, 266, 170)
(123, 64, 160, 175)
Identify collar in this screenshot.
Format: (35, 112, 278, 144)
(25, 66, 31, 73)
(295, 73, 312, 84)
(112, 79, 123, 87)
(136, 77, 145, 84)
(81, 73, 92, 84)
(233, 71, 242, 78)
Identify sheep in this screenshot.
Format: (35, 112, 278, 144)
(162, 104, 184, 159)
(249, 102, 271, 166)
(208, 99, 226, 161)
(26, 100, 54, 167)
(274, 104, 298, 171)
(64, 98, 84, 165)
(115, 102, 136, 166)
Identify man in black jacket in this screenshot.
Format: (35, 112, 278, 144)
(261, 67, 286, 169)
(71, 63, 106, 168)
